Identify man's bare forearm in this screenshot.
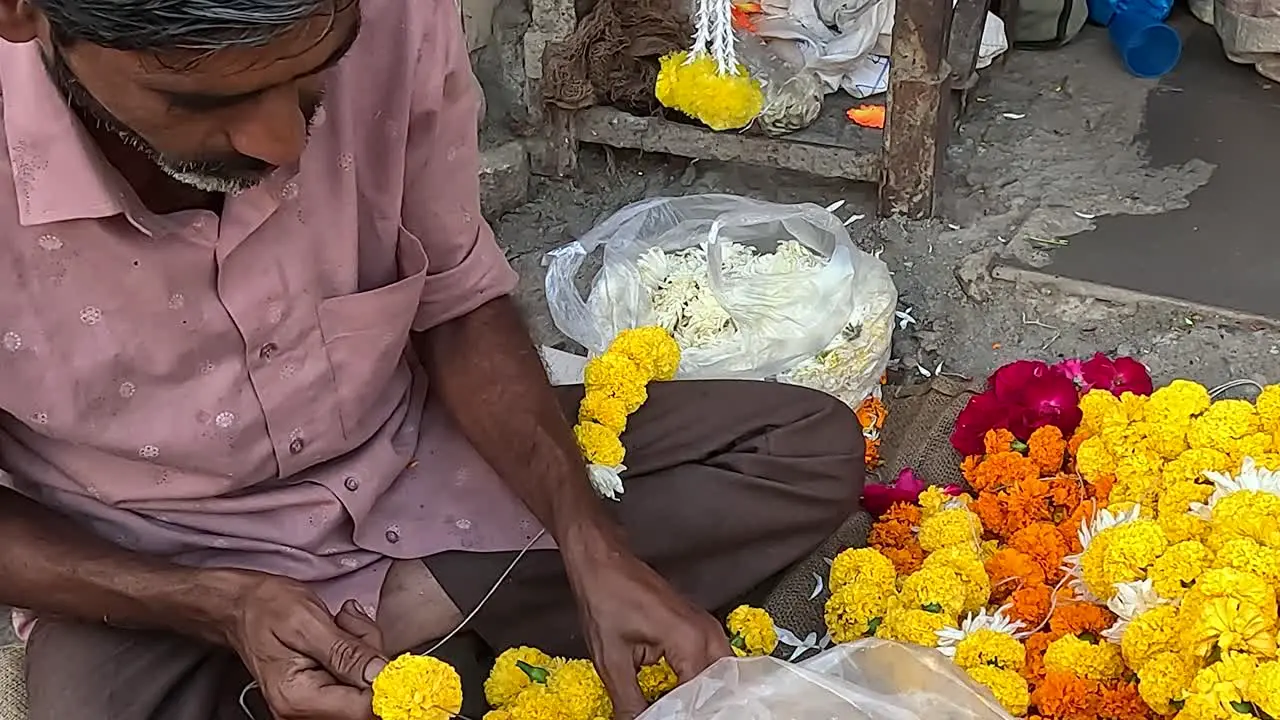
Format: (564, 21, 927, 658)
(0, 485, 242, 643)
(415, 297, 623, 560)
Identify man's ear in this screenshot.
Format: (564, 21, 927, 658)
(0, 0, 40, 44)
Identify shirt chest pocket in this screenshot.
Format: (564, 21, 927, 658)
(317, 227, 428, 442)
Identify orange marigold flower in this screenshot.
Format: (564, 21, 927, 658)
(856, 396, 887, 431)
(1009, 584, 1054, 630)
(1009, 523, 1070, 584)
(1058, 500, 1096, 553)
(1032, 672, 1100, 720)
(864, 436, 883, 469)
(1028, 426, 1067, 474)
(869, 519, 914, 549)
(1088, 475, 1114, 503)
(1000, 477, 1054, 535)
(1046, 474, 1084, 517)
(971, 492, 1010, 537)
(1067, 430, 1090, 457)
(1049, 603, 1114, 638)
(961, 455, 982, 486)
(984, 428, 1018, 456)
(1022, 632, 1056, 683)
(882, 503, 922, 526)
(971, 452, 1039, 492)
(1097, 681, 1153, 720)
(986, 548, 1046, 602)
(879, 543, 924, 575)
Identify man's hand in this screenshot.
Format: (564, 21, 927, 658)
(222, 572, 388, 720)
(567, 543, 732, 720)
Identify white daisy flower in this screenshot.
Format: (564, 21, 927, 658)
(936, 606, 1025, 656)
(1102, 579, 1166, 644)
(1062, 504, 1144, 602)
(1190, 457, 1280, 520)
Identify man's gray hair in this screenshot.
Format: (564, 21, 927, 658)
(33, 0, 342, 51)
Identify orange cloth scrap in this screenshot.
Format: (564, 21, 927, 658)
(846, 104, 886, 129)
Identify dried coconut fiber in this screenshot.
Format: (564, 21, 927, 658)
(762, 377, 980, 654)
(542, 0, 689, 114)
(0, 643, 25, 720)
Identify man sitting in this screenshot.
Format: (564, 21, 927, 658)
(0, 1, 865, 718)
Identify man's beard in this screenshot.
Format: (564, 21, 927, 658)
(42, 47, 319, 195)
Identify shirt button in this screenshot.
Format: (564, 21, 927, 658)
(344, 476, 360, 491)
(385, 529, 400, 544)
(259, 343, 279, 361)
(289, 437, 305, 455)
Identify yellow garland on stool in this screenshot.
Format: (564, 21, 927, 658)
(654, 0, 763, 131)
(575, 327, 681, 500)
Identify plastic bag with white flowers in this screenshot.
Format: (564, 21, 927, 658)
(635, 638, 1013, 719)
(544, 194, 896, 406)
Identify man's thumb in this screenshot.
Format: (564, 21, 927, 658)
(318, 622, 387, 689)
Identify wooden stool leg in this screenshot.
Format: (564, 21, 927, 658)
(948, 0, 993, 120)
(878, 0, 953, 219)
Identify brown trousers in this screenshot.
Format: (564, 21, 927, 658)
(23, 380, 864, 720)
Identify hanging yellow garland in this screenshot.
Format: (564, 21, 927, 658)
(654, 0, 763, 131)
(575, 326, 681, 499)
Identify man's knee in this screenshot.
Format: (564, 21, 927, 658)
(25, 619, 250, 720)
(770, 383, 866, 523)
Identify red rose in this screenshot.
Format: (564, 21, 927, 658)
(950, 360, 1088, 454)
(950, 391, 1012, 456)
(1075, 353, 1154, 396)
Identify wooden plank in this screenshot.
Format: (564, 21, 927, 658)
(575, 104, 882, 182)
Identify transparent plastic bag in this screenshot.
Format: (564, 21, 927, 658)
(637, 640, 1014, 720)
(544, 194, 895, 382)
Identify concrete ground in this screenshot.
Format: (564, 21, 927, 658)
(8, 14, 1280, 650)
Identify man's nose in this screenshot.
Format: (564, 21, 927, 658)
(227, 85, 308, 168)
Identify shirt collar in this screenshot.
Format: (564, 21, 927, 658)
(1, 40, 127, 227)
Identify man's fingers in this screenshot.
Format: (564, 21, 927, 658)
(285, 609, 387, 690)
(596, 644, 650, 720)
(280, 666, 377, 720)
(666, 617, 732, 683)
(336, 600, 387, 654)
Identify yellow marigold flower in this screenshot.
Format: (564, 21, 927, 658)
(1211, 491, 1280, 550)
(485, 647, 556, 708)
(1257, 385, 1280, 431)
(1231, 433, 1273, 465)
(1157, 480, 1213, 543)
(1099, 421, 1152, 460)
(1254, 452, 1280, 471)
(1215, 537, 1280, 585)
(483, 711, 512, 720)
(574, 421, 625, 467)
(922, 545, 991, 614)
(1082, 520, 1167, 600)
(1146, 420, 1190, 460)
(547, 659, 612, 720)
(953, 628, 1026, 672)
(1079, 389, 1127, 436)
(508, 684, 565, 720)
(578, 391, 630, 435)
(582, 353, 648, 413)
(1184, 597, 1278, 659)
(1163, 448, 1232, 485)
(828, 547, 896, 595)
(1043, 634, 1126, 681)
(1150, 540, 1212, 600)
(1121, 391, 1149, 421)
(372, 654, 463, 720)
(1144, 379, 1211, 425)
(1188, 400, 1261, 453)
(1138, 651, 1200, 715)
(637, 658, 678, 702)
(1109, 448, 1164, 507)
(965, 665, 1030, 717)
(1121, 605, 1179, 672)
(917, 508, 983, 554)
(726, 605, 777, 657)
(1189, 568, 1278, 616)
(606, 327, 680, 382)
(655, 52, 764, 131)
(918, 485, 949, 519)
(1181, 653, 1258, 720)
(1248, 660, 1280, 719)
(1075, 436, 1117, 482)
(876, 607, 950, 647)
(898, 565, 967, 619)
(824, 583, 891, 643)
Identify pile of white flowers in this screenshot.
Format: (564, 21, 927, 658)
(631, 240, 894, 408)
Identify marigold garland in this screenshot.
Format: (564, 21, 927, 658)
(575, 327, 680, 500)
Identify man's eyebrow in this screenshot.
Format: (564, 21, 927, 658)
(152, 16, 361, 107)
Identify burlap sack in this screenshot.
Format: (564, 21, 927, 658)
(0, 644, 26, 720)
(762, 377, 979, 655)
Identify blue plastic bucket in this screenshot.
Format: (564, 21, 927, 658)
(1108, 11, 1182, 78)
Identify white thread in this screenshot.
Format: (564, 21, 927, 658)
(239, 529, 546, 720)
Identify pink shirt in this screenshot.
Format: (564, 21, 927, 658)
(0, 0, 549, 634)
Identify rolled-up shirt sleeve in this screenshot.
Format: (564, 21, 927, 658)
(403, 1, 518, 333)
